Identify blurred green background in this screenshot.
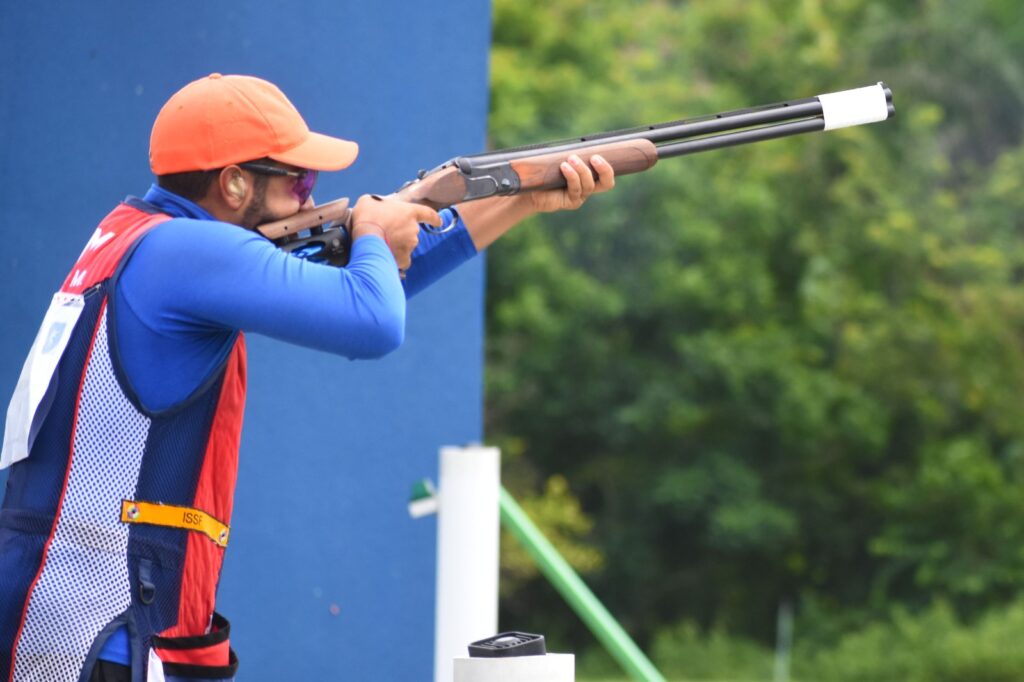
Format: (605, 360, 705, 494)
(483, 1, 1024, 680)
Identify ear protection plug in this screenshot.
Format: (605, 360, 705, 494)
(228, 174, 247, 200)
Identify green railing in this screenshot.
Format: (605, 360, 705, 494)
(500, 487, 667, 682)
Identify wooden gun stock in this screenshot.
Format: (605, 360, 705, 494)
(256, 198, 352, 242)
(506, 139, 658, 192)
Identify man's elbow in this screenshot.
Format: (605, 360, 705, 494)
(373, 316, 406, 357)
(350, 312, 405, 359)
(334, 275, 407, 359)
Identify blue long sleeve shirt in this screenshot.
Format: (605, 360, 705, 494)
(100, 185, 477, 663)
(115, 185, 477, 412)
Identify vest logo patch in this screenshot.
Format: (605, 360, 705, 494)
(83, 227, 116, 254)
(42, 322, 67, 354)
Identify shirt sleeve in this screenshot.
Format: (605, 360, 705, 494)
(401, 208, 479, 298)
(117, 218, 407, 358)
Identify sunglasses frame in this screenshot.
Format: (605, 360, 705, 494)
(238, 162, 318, 203)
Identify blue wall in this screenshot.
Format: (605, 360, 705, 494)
(0, 3, 490, 679)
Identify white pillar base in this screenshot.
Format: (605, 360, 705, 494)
(454, 654, 575, 682)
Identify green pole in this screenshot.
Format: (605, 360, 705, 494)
(499, 487, 667, 682)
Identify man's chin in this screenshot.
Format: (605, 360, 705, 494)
(243, 209, 292, 232)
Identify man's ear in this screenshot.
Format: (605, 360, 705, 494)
(220, 166, 247, 208)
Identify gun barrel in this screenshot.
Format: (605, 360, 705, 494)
(462, 83, 894, 167)
(656, 118, 826, 158)
(470, 100, 822, 165)
(663, 102, 895, 158)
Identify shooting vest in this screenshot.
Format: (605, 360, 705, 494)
(0, 199, 244, 682)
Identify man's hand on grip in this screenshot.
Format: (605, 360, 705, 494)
(351, 195, 442, 273)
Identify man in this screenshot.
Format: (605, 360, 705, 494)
(0, 74, 614, 682)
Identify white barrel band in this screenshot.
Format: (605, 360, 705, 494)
(817, 82, 890, 131)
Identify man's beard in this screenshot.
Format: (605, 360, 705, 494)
(241, 176, 282, 230)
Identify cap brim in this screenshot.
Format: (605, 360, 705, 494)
(270, 131, 359, 171)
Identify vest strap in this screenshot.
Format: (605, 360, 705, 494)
(121, 499, 230, 548)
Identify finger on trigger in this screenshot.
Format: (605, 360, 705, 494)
(415, 205, 442, 227)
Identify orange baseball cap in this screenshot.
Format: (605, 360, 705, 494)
(149, 73, 359, 174)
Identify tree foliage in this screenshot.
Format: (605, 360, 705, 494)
(486, 0, 1024, 649)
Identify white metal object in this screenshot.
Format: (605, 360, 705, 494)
(434, 445, 501, 682)
(454, 653, 575, 682)
(817, 82, 890, 130)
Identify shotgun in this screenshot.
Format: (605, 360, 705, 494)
(256, 82, 895, 266)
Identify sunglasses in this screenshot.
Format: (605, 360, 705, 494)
(238, 162, 318, 203)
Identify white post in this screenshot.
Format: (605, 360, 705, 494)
(434, 445, 501, 682)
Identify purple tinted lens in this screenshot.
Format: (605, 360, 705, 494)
(294, 170, 318, 203)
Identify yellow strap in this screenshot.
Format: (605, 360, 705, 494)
(121, 499, 230, 548)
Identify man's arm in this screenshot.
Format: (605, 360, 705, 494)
(115, 220, 408, 411)
(455, 154, 615, 250)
